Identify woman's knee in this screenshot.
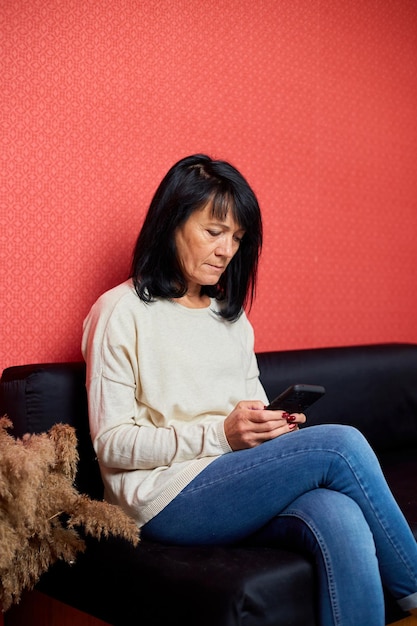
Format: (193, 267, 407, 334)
(307, 423, 377, 461)
(310, 423, 367, 444)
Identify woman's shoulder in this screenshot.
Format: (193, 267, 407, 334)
(89, 280, 170, 323)
(85, 280, 149, 329)
(92, 279, 137, 310)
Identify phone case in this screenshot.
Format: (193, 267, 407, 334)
(266, 383, 326, 413)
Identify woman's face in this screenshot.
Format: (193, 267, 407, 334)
(174, 202, 245, 295)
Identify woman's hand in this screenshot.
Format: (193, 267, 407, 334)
(224, 401, 306, 451)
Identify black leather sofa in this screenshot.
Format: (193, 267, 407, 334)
(1, 343, 417, 625)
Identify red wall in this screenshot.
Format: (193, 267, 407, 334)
(2, 0, 417, 371)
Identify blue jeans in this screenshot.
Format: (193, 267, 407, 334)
(142, 424, 417, 626)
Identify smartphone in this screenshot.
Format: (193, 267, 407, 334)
(266, 383, 326, 413)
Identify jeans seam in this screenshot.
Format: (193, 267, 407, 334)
(280, 511, 341, 626)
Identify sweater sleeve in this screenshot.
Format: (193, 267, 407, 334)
(82, 289, 233, 472)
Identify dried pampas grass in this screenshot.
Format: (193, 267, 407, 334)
(0, 416, 140, 612)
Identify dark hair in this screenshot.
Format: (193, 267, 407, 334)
(130, 154, 263, 321)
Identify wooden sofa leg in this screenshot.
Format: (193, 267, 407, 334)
(4, 590, 110, 626)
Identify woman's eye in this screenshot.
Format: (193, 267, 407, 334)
(206, 229, 244, 243)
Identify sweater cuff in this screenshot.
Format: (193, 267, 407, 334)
(216, 420, 233, 453)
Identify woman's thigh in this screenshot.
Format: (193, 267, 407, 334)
(142, 424, 376, 544)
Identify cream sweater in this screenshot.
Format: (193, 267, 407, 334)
(81, 279, 268, 527)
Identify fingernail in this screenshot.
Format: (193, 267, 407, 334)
(286, 414, 296, 422)
(288, 423, 297, 430)
(282, 412, 291, 419)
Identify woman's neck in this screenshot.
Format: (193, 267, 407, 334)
(175, 292, 211, 309)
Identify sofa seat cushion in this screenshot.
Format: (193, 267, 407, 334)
(37, 537, 316, 626)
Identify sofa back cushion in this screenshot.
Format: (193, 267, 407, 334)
(0, 362, 103, 500)
(257, 343, 417, 454)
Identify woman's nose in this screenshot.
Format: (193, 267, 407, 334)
(216, 236, 235, 258)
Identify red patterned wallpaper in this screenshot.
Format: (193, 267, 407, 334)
(1, 0, 417, 371)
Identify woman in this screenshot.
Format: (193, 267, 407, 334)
(82, 154, 417, 625)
